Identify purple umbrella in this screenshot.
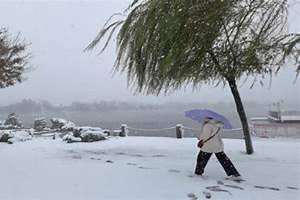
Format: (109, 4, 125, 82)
(185, 109, 233, 129)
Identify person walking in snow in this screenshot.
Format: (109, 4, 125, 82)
(195, 117, 241, 179)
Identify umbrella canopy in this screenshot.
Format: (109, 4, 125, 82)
(185, 109, 233, 129)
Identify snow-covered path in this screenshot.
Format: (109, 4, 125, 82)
(0, 137, 299, 200)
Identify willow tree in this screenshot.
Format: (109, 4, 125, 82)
(0, 28, 30, 88)
(86, 0, 300, 154)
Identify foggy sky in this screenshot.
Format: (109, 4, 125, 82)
(0, 0, 299, 106)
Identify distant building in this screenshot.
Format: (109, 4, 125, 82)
(251, 107, 300, 138)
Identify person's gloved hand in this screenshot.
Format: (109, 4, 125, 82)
(197, 140, 204, 148)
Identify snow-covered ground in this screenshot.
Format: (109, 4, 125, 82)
(0, 136, 299, 200)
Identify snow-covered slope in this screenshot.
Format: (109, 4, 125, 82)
(0, 137, 299, 200)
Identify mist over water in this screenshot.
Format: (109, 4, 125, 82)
(0, 99, 298, 139)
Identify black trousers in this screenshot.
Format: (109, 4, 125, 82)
(195, 151, 240, 176)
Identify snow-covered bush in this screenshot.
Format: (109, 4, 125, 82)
(4, 113, 23, 128)
(0, 130, 32, 144)
(63, 133, 82, 143)
(50, 118, 75, 131)
(63, 127, 107, 143)
(9, 130, 33, 143)
(34, 118, 48, 131)
(0, 113, 23, 130)
(77, 127, 103, 133)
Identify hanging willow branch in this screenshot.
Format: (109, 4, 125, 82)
(87, 0, 300, 94)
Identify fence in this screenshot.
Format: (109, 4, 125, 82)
(1, 124, 248, 139)
(121, 124, 245, 139)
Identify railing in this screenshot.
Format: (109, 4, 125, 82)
(1, 124, 251, 140)
(122, 124, 246, 139)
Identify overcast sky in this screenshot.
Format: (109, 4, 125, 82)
(0, 0, 299, 106)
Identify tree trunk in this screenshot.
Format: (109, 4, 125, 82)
(227, 78, 254, 154)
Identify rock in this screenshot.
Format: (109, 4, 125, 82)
(0, 132, 13, 143)
(81, 131, 106, 142)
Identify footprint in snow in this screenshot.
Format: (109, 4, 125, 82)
(71, 155, 82, 159)
(187, 192, 198, 200)
(131, 154, 144, 157)
(138, 166, 153, 170)
(66, 150, 78, 154)
(217, 180, 224, 185)
(168, 169, 181, 173)
(206, 186, 220, 190)
(106, 160, 114, 163)
(152, 154, 167, 157)
(90, 157, 101, 160)
(254, 185, 280, 191)
(85, 150, 107, 155)
(115, 152, 127, 155)
(127, 162, 138, 166)
(287, 186, 299, 190)
(203, 191, 212, 199)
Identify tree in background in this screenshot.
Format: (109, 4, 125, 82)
(0, 28, 30, 88)
(86, 0, 300, 154)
